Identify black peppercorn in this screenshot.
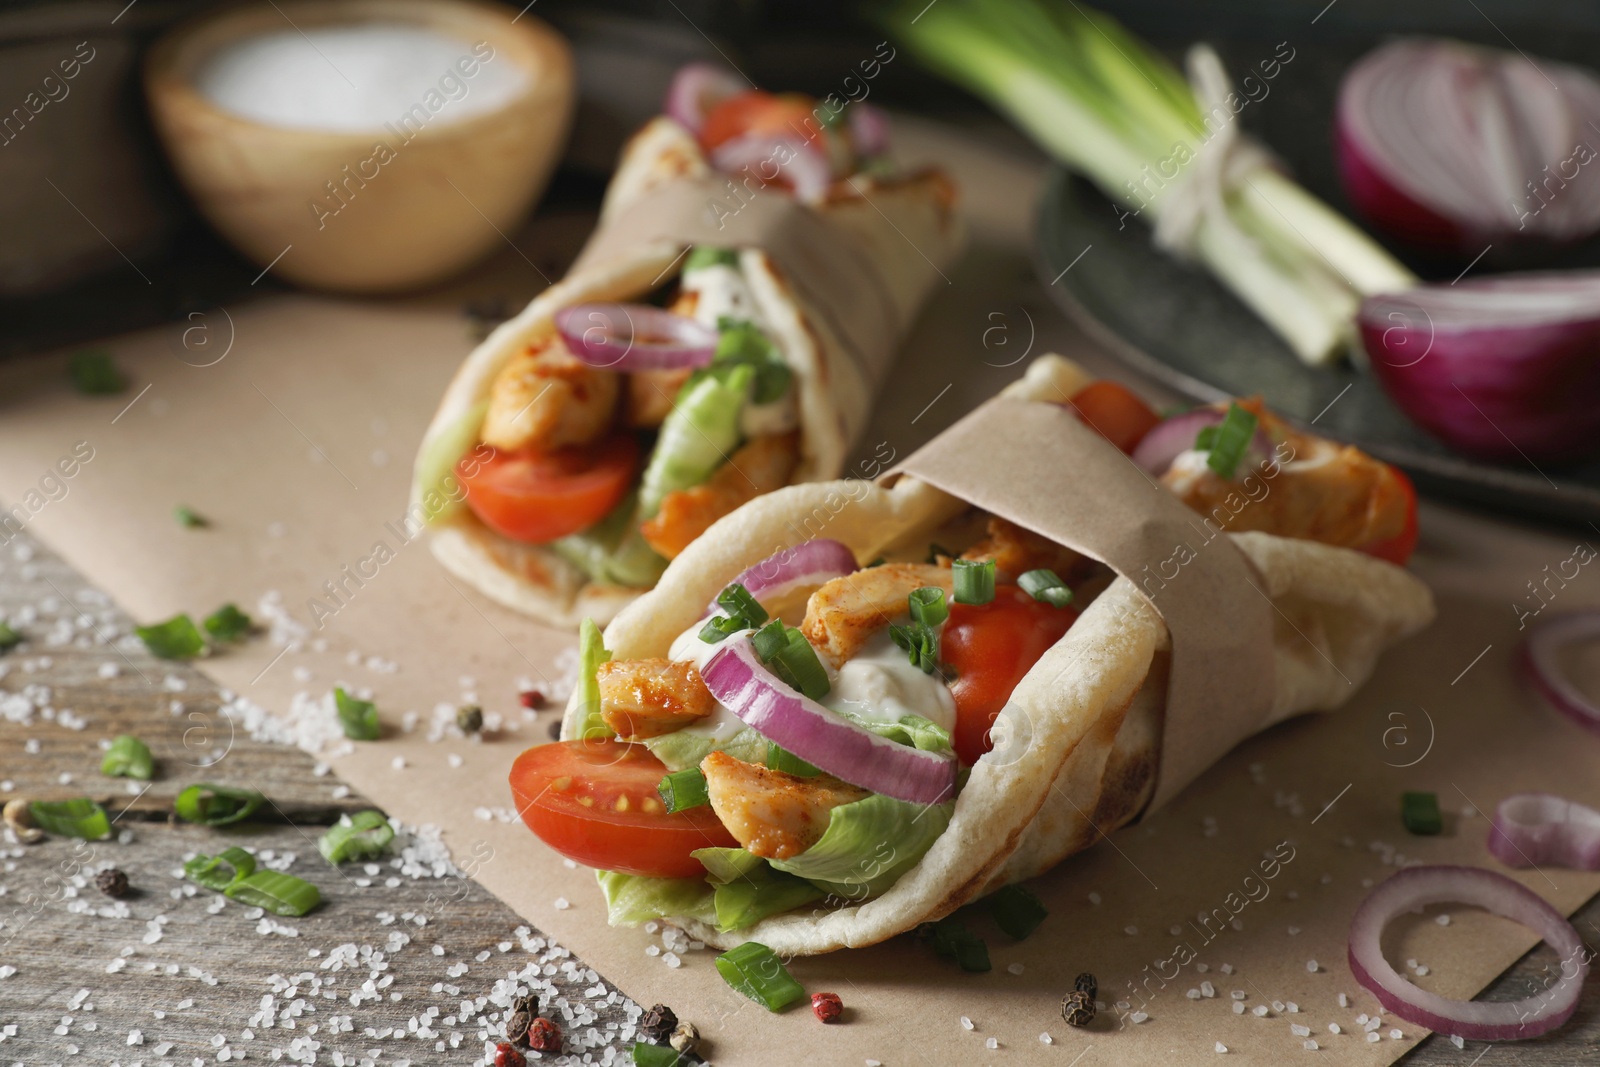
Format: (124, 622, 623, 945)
(1074, 971, 1097, 999)
(1061, 989, 1095, 1028)
(456, 705, 483, 733)
(640, 1003, 678, 1044)
(95, 868, 129, 898)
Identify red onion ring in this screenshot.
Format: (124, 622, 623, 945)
(1489, 793, 1600, 871)
(1348, 865, 1589, 1041)
(663, 63, 747, 135)
(1359, 277, 1600, 463)
(554, 303, 717, 371)
(700, 635, 957, 805)
(1519, 610, 1600, 733)
(709, 539, 859, 614)
(710, 133, 835, 203)
(1130, 408, 1275, 477)
(1337, 39, 1600, 253)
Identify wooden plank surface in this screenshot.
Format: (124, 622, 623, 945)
(4, 521, 1598, 1065)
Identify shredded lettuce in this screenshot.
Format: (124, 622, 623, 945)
(832, 710, 954, 755)
(642, 724, 766, 772)
(550, 493, 667, 588)
(596, 870, 717, 927)
(694, 847, 825, 931)
(638, 364, 753, 519)
(413, 399, 488, 524)
(574, 619, 612, 739)
(772, 792, 953, 899)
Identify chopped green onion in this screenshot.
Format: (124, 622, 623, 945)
(699, 614, 746, 644)
(101, 734, 154, 780)
(334, 687, 380, 741)
(1202, 403, 1260, 479)
(990, 884, 1049, 940)
(717, 582, 769, 629)
(715, 941, 807, 1011)
(203, 603, 252, 642)
(184, 846, 256, 890)
(318, 810, 394, 864)
(576, 617, 614, 739)
(953, 559, 996, 606)
(889, 621, 940, 674)
(924, 917, 991, 972)
(174, 783, 265, 826)
(0, 622, 21, 652)
(630, 1042, 684, 1067)
(712, 318, 791, 404)
(762, 626, 831, 701)
(29, 798, 111, 840)
(908, 586, 949, 628)
(926, 543, 953, 564)
(684, 245, 740, 272)
(751, 619, 789, 660)
(69, 349, 126, 394)
(174, 505, 207, 528)
(136, 614, 205, 659)
(1018, 568, 1074, 608)
(766, 743, 821, 778)
(225, 870, 321, 916)
(865, 557, 886, 568)
(658, 768, 710, 813)
(1401, 791, 1443, 835)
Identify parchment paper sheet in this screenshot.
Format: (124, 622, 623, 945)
(2, 120, 1597, 1065)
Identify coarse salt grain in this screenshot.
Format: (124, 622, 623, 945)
(1304, 1039, 1319, 1051)
(1450, 1036, 1464, 1049)
(1007, 963, 1024, 975)
(1088, 892, 1102, 905)
(1328, 1023, 1341, 1034)
(1415, 965, 1430, 976)
(1291, 1024, 1311, 1037)
(960, 1016, 974, 1031)
(1040, 1033, 1052, 1044)
(1186, 989, 1202, 1000)
(1130, 1012, 1148, 1024)
(1220, 963, 1234, 974)
(1201, 981, 1216, 998)
(1232, 1002, 1245, 1015)
(1252, 1006, 1268, 1017)
(1436, 914, 1451, 925)
(1286, 1002, 1299, 1013)
(1337, 993, 1349, 1008)
(1214, 1041, 1228, 1053)
(1366, 1032, 1380, 1043)
(1390, 1029, 1402, 1039)
(985, 1037, 999, 1050)
(1306, 960, 1319, 972)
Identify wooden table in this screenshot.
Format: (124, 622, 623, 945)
(4, 508, 1598, 1066)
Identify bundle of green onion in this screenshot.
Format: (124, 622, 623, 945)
(885, 0, 1415, 364)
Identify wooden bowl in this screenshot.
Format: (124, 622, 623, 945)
(144, 0, 573, 294)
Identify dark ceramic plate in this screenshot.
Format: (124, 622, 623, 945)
(1037, 167, 1600, 526)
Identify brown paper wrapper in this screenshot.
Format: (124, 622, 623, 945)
(888, 395, 1275, 811)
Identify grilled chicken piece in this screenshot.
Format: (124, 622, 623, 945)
(595, 658, 715, 740)
(640, 432, 801, 559)
(959, 516, 1087, 583)
(624, 368, 693, 428)
(800, 562, 953, 665)
(1161, 405, 1409, 550)
(701, 750, 868, 860)
(481, 337, 619, 452)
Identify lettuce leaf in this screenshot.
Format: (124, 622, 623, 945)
(413, 399, 488, 524)
(694, 847, 825, 931)
(574, 618, 612, 739)
(550, 493, 667, 588)
(639, 364, 752, 518)
(596, 870, 716, 927)
(642, 724, 766, 772)
(832, 710, 954, 755)
(772, 792, 953, 899)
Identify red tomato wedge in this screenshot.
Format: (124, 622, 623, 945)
(942, 586, 1080, 765)
(509, 739, 736, 878)
(459, 435, 638, 545)
(699, 90, 825, 153)
(1066, 380, 1162, 454)
(1357, 464, 1420, 566)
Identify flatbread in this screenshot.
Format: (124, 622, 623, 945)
(410, 117, 963, 629)
(568, 356, 1436, 955)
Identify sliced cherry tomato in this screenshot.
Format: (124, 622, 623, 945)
(509, 739, 736, 878)
(942, 586, 1079, 765)
(1066, 381, 1161, 454)
(459, 435, 638, 545)
(699, 90, 824, 153)
(1356, 464, 1419, 566)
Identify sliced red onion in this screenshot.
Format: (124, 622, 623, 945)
(709, 539, 858, 614)
(663, 63, 747, 135)
(554, 303, 717, 371)
(710, 133, 834, 203)
(848, 103, 891, 158)
(1130, 408, 1275, 477)
(1337, 39, 1600, 253)
(700, 635, 957, 805)
(1489, 794, 1600, 871)
(1519, 610, 1600, 734)
(1359, 276, 1600, 462)
(1348, 865, 1588, 1041)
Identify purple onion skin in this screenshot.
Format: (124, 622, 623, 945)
(1361, 314, 1600, 463)
(1336, 120, 1471, 254)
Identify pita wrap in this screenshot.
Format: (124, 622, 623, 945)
(563, 355, 1434, 955)
(410, 115, 963, 629)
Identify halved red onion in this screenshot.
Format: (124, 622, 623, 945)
(1130, 408, 1274, 477)
(1337, 39, 1600, 253)
(664, 63, 747, 135)
(1359, 276, 1600, 462)
(848, 103, 891, 158)
(1348, 865, 1588, 1041)
(710, 133, 835, 203)
(554, 303, 717, 371)
(1488, 794, 1600, 871)
(700, 635, 958, 805)
(709, 540, 858, 614)
(1519, 610, 1600, 733)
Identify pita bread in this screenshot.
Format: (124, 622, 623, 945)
(567, 356, 1435, 955)
(410, 117, 963, 629)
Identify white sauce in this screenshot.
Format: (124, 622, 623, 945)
(1163, 448, 1211, 495)
(823, 628, 957, 733)
(667, 622, 754, 743)
(682, 262, 799, 438)
(196, 26, 525, 132)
